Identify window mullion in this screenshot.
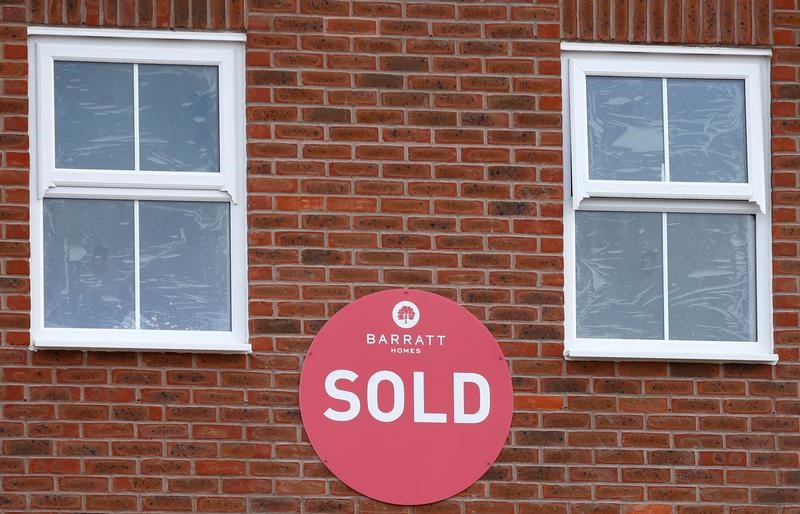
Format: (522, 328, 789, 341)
(134, 199, 141, 329)
(661, 77, 671, 182)
(133, 63, 140, 172)
(661, 211, 670, 341)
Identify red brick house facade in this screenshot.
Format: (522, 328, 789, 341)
(2, 1, 800, 512)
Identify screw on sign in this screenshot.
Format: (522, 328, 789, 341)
(299, 289, 513, 505)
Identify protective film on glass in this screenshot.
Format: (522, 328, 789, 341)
(43, 199, 135, 328)
(576, 211, 665, 339)
(667, 213, 756, 341)
(139, 201, 231, 331)
(138, 64, 220, 172)
(587, 77, 665, 181)
(54, 62, 135, 170)
(668, 79, 747, 183)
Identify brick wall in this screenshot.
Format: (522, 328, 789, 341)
(1, 0, 799, 512)
(563, 0, 770, 45)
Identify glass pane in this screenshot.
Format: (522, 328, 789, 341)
(576, 211, 664, 339)
(587, 77, 664, 181)
(667, 213, 756, 341)
(139, 65, 220, 172)
(667, 79, 747, 183)
(54, 62, 135, 170)
(139, 201, 230, 331)
(43, 199, 135, 328)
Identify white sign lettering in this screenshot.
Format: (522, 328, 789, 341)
(322, 369, 490, 424)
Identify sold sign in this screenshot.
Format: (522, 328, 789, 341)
(299, 289, 513, 505)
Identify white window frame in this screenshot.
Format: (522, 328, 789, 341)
(562, 43, 776, 364)
(28, 28, 250, 353)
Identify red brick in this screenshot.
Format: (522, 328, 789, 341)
(4, 3, 800, 512)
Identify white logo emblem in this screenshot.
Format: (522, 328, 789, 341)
(392, 301, 420, 329)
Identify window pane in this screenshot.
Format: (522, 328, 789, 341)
(43, 199, 135, 328)
(139, 65, 220, 172)
(139, 201, 230, 331)
(587, 77, 664, 181)
(667, 213, 756, 341)
(576, 211, 664, 339)
(668, 79, 747, 183)
(54, 62, 135, 170)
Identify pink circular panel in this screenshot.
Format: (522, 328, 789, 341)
(299, 289, 513, 505)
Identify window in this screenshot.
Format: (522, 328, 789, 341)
(562, 43, 776, 363)
(29, 28, 248, 352)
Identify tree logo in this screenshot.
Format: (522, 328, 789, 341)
(392, 300, 420, 329)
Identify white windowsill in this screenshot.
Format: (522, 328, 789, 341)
(31, 327, 251, 353)
(31, 338, 252, 354)
(565, 347, 778, 364)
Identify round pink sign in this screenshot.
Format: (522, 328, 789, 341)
(299, 289, 513, 505)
